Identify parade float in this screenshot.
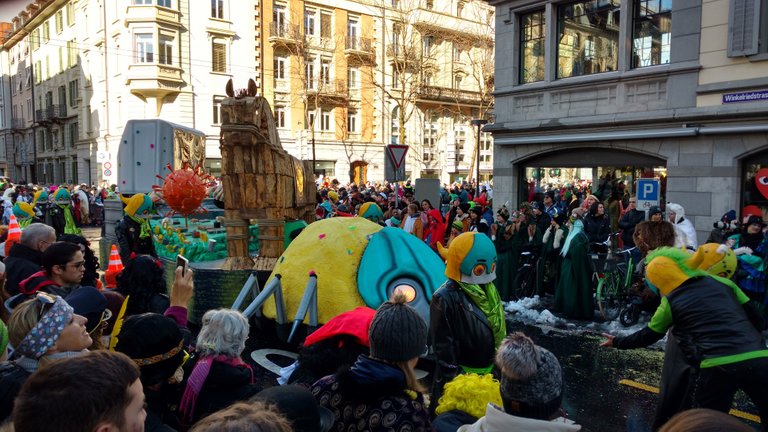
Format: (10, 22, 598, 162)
(109, 79, 446, 332)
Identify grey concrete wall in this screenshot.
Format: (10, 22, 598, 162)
(494, 133, 768, 245)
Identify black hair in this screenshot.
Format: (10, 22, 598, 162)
(114, 313, 184, 387)
(42, 241, 83, 273)
(289, 335, 369, 386)
(116, 255, 168, 316)
(58, 234, 100, 287)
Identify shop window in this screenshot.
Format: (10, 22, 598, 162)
(742, 154, 768, 217)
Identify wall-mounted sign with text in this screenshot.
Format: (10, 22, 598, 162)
(722, 90, 768, 104)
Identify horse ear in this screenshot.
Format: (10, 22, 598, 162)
(225, 79, 234, 97)
(247, 79, 257, 97)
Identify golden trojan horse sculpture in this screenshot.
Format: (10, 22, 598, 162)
(219, 79, 315, 270)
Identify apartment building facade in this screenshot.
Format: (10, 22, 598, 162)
(261, 0, 496, 185)
(489, 0, 768, 242)
(0, 0, 257, 185)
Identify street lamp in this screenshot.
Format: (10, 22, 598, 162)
(470, 118, 488, 198)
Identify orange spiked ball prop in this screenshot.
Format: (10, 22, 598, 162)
(5, 214, 21, 257)
(152, 163, 214, 217)
(104, 244, 124, 289)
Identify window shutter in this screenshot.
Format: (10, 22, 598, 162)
(728, 0, 761, 56)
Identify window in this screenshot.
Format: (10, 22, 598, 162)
(134, 0, 153, 4)
(71, 157, 78, 184)
(67, 3, 75, 26)
(157, 0, 171, 7)
(55, 11, 63, 34)
(391, 107, 400, 144)
(392, 66, 400, 88)
(44, 57, 50, 80)
(31, 29, 39, 50)
(68, 80, 79, 106)
(455, 125, 466, 162)
(423, 35, 434, 56)
(320, 58, 331, 85)
(306, 58, 316, 88)
(273, 4, 287, 32)
(59, 46, 65, 72)
(274, 56, 286, 79)
(135, 33, 154, 63)
(58, 85, 67, 107)
(347, 18, 358, 40)
(423, 115, 438, 149)
(423, 71, 432, 86)
(632, 0, 671, 67)
(426, 0, 434, 9)
(454, 74, 463, 89)
(320, 110, 331, 131)
(727, 0, 767, 56)
(305, 9, 316, 36)
(212, 96, 225, 124)
(211, 0, 224, 18)
(347, 67, 359, 88)
(159, 34, 174, 65)
(307, 112, 316, 130)
(347, 109, 357, 133)
(392, 24, 402, 53)
(67, 40, 77, 68)
(320, 12, 332, 39)
(557, 0, 621, 78)
(453, 43, 463, 61)
(457, 1, 465, 17)
(212, 41, 227, 72)
(520, 10, 546, 83)
(275, 106, 286, 128)
(42, 21, 50, 43)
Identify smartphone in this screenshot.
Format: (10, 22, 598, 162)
(176, 255, 189, 276)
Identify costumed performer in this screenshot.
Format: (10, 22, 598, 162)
(48, 187, 81, 236)
(429, 232, 505, 414)
(115, 193, 157, 263)
(601, 247, 768, 426)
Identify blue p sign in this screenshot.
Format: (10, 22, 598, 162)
(636, 179, 660, 209)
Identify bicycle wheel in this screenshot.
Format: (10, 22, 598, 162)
(513, 266, 536, 299)
(619, 304, 640, 326)
(597, 272, 623, 321)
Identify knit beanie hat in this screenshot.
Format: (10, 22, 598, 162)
(459, 203, 471, 213)
(368, 292, 428, 362)
(452, 220, 464, 230)
(496, 333, 563, 420)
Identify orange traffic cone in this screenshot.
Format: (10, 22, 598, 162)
(104, 245, 124, 289)
(5, 214, 21, 257)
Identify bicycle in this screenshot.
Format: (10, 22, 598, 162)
(589, 232, 636, 321)
(513, 245, 540, 300)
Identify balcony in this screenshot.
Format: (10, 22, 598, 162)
(35, 105, 67, 126)
(416, 85, 482, 104)
(124, 4, 181, 28)
(11, 118, 26, 131)
(268, 23, 301, 47)
(385, 44, 418, 66)
(306, 79, 348, 104)
(126, 63, 184, 115)
(412, 8, 492, 43)
(344, 37, 375, 64)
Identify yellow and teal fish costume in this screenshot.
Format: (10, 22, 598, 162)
(12, 201, 36, 229)
(120, 194, 154, 239)
(53, 187, 81, 235)
(358, 202, 384, 223)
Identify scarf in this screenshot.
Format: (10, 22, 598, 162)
(456, 280, 506, 353)
(59, 204, 81, 235)
(561, 219, 584, 257)
(180, 355, 253, 423)
(128, 214, 152, 239)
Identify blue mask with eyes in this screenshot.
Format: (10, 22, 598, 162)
(458, 234, 497, 284)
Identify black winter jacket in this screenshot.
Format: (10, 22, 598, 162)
(182, 357, 259, 424)
(584, 214, 611, 244)
(618, 209, 645, 247)
(5, 243, 43, 296)
(0, 362, 32, 421)
(115, 216, 157, 263)
(429, 280, 497, 414)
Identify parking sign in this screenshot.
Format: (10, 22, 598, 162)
(636, 179, 660, 209)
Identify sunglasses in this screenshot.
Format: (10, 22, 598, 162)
(36, 292, 57, 320)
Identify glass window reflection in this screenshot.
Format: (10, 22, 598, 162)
(557, 0, 621, 79)
(520, 10, 546, 83)
(632, 0, 672, 68)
